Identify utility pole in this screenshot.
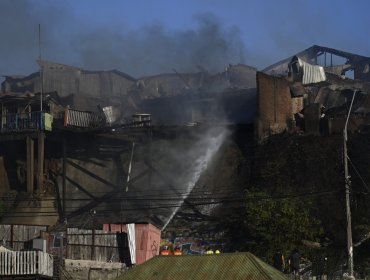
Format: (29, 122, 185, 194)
(343, 90, 356, 277)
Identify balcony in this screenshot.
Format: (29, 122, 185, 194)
(0, 111, 53, 133)
(0, 250, 53, 278)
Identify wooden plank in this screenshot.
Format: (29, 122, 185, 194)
(27, 251, 30, 274)
(0, 252, 3, 275)
(4, 252, 6, 275)
(19, 251, 22, 275)
(5, 252, 8, 275)
(40, 251, 51, 276)
(10, 251, 14, 275)
(31, 251, 35, 274)
(46, 252, 53, 277)
(44, 253, 48, 276)
(18, 251, 21, 275)
(7, 252, 9, 275)
(33, 251, 37, 274)
(38, 251, 43, 275)
(43, 252, 47, 276)
(20, 251, 23, 275)
(2, 252, 5, 275)
(15, 251, 18, 275)
(24, 251, 27, 275)
(24, 251, 27, 274)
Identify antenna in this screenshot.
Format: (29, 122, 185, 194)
(38, 24, 43, 113)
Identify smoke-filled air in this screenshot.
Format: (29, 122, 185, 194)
(0, 0, 246, 78)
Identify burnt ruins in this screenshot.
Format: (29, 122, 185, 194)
(0, 60, 256, 230)
(1, 44, 370, 243)
(257, 45, 370, 141)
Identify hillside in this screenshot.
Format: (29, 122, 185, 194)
(164, 128, 370, 273)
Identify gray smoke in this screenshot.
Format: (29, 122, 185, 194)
(0, 1, 247, 78)
(71, 13, 246, 76)
(0, 1, 67, 76)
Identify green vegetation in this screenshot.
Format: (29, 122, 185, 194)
(236, 133, 370, 275)
(243, 190, 324, 260)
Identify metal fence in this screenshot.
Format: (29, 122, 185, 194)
(0, 111, 50, 132)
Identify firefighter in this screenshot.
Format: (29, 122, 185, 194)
(205, 247, 214, 254)
(160, 245, 171, 255)
(173, 246, 182, 255)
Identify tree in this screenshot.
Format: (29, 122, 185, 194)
(243, 190, 323, 260)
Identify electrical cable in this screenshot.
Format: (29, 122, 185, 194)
(0, 189, 341, 218)
(347, 156, 370, 193)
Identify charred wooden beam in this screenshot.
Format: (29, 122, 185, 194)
(50, 170, 64, 220)
(65, 176, 97, 199)
(37, 132, 45, 191)
(65, 169, 150, 220)
(26, 136, 34, 193)
(66, 159, 118, 189)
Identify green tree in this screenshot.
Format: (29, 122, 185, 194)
(244, 191, 323, 260)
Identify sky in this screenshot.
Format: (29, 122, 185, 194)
(1, 0, 370, 78)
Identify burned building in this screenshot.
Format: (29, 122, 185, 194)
(2, 61, 257, 125)
(256, 45, 370, 141)
(4, 45, 370, 233)
(0, 61, 256, 235)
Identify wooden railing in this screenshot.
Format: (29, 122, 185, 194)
(0, 251, 53, 277)
(64, 108, 104, 128)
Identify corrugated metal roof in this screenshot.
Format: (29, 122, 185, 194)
(298, 58, 327, 85)
(117, 252, 288, 280)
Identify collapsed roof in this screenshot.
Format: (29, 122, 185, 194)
(257, 45, 370, 140)
(263, 45, 370, 82)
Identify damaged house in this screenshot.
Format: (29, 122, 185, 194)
(2, 60, 257, 125)
(3, 46, 370, 231)
(0, 60, 259, 276)
(3, 44, 370, 273)
(256, 45, 370, 141)
(0, 61, 257, 245)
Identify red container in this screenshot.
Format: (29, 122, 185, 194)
(102, 223, 161, 264)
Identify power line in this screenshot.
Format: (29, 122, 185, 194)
(0, 189, 340, 203)
(347, 156, 370, 193)
(0, 189, 342, 218)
